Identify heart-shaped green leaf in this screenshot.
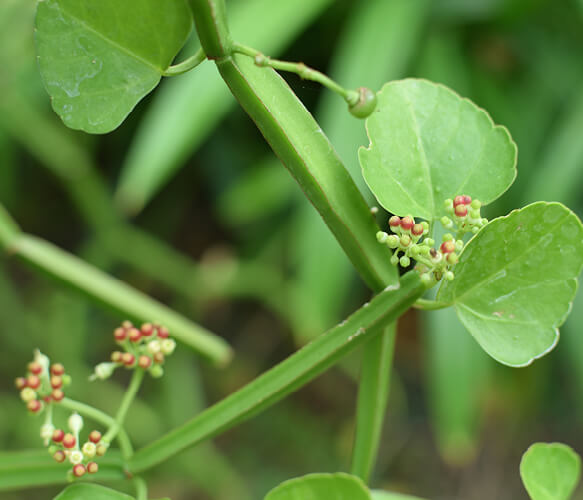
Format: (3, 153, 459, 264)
(520, 443, 581, 500)
(35, 0, 192, 133)
(54, 483, 134, 500)
(438, 202, 583, 367)
(359, 79, 517, 220)
(264, 473, 371, 500)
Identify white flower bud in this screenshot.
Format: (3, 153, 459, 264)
(68, 413, 83, 434)
(69, 450, 83, 465)
(89, 362, 117, 381)
(40, 423, 55, 446)
(82, 442, 96, 458)
(160, 339, 176, 355)
(147, 340, 161, 354)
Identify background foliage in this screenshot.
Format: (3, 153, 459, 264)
(1, 0, 583, 499)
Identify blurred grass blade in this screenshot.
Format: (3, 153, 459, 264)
(129, 273, 425, 472)
(0, 204, 231, 364)
(115, 0, 334, 215)
(422, 308, 490, 465)
(351, 324, 396, 482)
(0, 450, 125, 491)
(521, 87, 583, 207)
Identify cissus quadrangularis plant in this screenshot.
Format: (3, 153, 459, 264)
(2, 0, 582, 499)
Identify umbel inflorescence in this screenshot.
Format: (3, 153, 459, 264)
(15, 321, 176, 480)
(376, 195, 487, 284)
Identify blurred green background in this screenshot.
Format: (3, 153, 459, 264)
(1, 0, 583, 499)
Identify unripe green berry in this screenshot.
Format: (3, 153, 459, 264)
(471, 199, 482, 209)
(348, 87, 377, 118)
(149, 365, 164, 378)
(410, 245, 420, 256)
(442, 233, 453, 242)
(472, 226, 480, 234)
(441, 216, 453, 229)
(424, 238, 435, 246)
(390, 254, 399, 266)
(400, 234, 411, 247)
(454, 240, 464, 252)
(469, 208, 480, 219)
(399, 256, 410, 267)
(446, 252, 459, 265)
(481, 218, 488, 225)
(419, 245, 430, 255)
(420, 273, 433, 285)
(445, 271, 455, 281)
(376, 231, 388, 243)
(444, 199, 453, 209)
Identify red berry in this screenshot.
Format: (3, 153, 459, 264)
(87, 461, 99, 474)
(51, 363, 65, 376)
(454, 204, 468, 217)
(153, 352, 165, 364)
(89, 430, 102, 443)
(52, 389, 65, 402)
(122, 353, 135, 367)
(27, 375, 41, 390)
(114, 327, 127, 342)
(28, 362, 42, 375)
(128, 328, 141, 343)
(15, 377, 27, 390)
(400, 216, 414, 231)
(138, 355, 152, 369)
(43, 395, 52, 403)
(72, 464, 86, 477)
(440, 241, 456, 254)
(53, 450, 66, 463)
(53, 429, 65, 443)
(157, 326, 169, 339)
(141, 323, 154, 337)
(453, 195, 465, 207)
(122, 320, 133, 330)
(388, 215, 401, 227)
(462, 195, 472, 205)
(62, 433, 76, 449)
(411, 223, 424, 236)
(51, 375, 63, 389)
(111, 351, 123, 363)
(27, 400, 42, 413)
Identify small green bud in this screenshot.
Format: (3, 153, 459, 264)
(481, 218, 488, 225)
(419, 245, 430, 255)
(386, 235, 400, 248)
(442, 233, 453, 242)
(410, 245, 420, 256)
(472, 226, 480, 234)
(454, 240, 464, 252)
(376, 231, 388, 243)
(469, 208, 480, 219)
(400, 256, 411, 267)
(470, 199, 482, 209)
(440, 216, 453, 229)
(390, 254, 400, 266)
(400, 234, 411, 247)
(62, 374, 72, 386)
(149, 365, 164, 378)
(445, 271, 455, 281)
(348, 87, 377, 118)
(446, 252, 459, 265)
(424, 238, 435, 246)
(444, 199, 453, 209)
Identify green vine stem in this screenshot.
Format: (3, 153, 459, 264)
(133, 475, 148, 500)
(60, 398, 133, 460)
(128, 272, 424, 472)
(102, 369, 145, 446)
(232, 43, 360, 105)
(413, 298, 452, 311)
(189, 0, 400, 483)
(162, 47, 207, 76)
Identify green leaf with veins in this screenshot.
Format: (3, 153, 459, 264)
(520, 443, 581, 500)
(265, 473, 371, 500)
(438, 202, 583, 367)
(35, 0, 192, 133)
(359, 79, 517, 220)
(54, 483, 134, 500)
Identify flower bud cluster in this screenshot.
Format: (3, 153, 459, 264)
(441, 195, 488, 235)
(90, 321, 176, 381)
(376, 195, 484, 284)
(15, 350, 70, 414)
(48, 413, 104, 478)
